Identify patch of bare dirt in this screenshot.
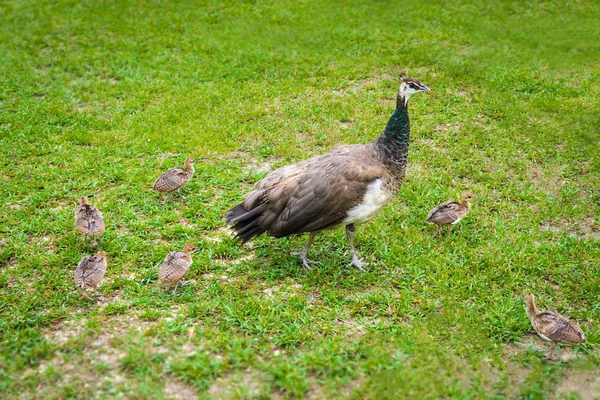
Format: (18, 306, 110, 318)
(3, 256, 19, 270)
(220, 151, 280, 175)
(540, 215, 600, 240)
(305, 376, 327, 399)
(152, 237, 171, 246)
(331, 74, 393, 96)
(214, 253, 255, 268)
(260, 281, 302, 300)
(504, 335, 580, 363)
(207, 368, 268, 399)
(339, 374, 365, 397)
(201, 226, 233, 243)
(528, 165, 564, 195)
(434, 123, 461, 136)
(178, 217, 194, 229)
(32, 312, 212, 397)
(165, 378, 199, 400)
(158, 152, 178, 159)
(555, 369, 600, 400)
(338, 119, 354, 130)
(7, 202, 20, 210)
(336, 318, 367, 338)
(478, 356, 530, 398)
(27, 235, 57, 254)
(406, 161, 430, 179)
(45, 319, 87, 346)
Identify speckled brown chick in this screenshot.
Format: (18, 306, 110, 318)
(426, 192, 473, 236)
(75, 196, 105, 245)
(75, 250, 107, 300)
(153, 157, 195, 203)
(159, 244, 197, 294)
(524, 292, 586, 345)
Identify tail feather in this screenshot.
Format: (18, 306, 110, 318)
(236, 224, 266, 242)
(225, 202, 268, 242)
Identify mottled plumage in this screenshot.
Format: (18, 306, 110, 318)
(153, 157, 195, 203)
(426, 192, 473, 235)
(524, 292, 586, 346)
(226, 77, 430, 270)
(159, 244, 196, 294)
(74, 251, 107, 300)
(75, 196, 105, 245)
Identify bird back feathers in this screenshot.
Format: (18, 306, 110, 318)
(426, 201, 465, 225)
(159, 251, 192, 286)
(153, 167, 193, 193)
(532, 311, 586, 345)
(226, 144, 393, 241)
(75, 204, 105, 236)
(74, 254, 107, 288)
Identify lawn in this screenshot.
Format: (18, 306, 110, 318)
(1, 0, 599, 398)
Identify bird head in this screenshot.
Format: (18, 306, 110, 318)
(96, 250, 107, 258)
(399, 76, 430, 106)
(523, 292, 535, 304)
(182, 243, 198, 254)
(462, 192, 474, 202)
(184, 158, 195, 168)
(80, 196, 90, 205)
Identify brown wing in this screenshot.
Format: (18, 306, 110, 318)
(153, 168, 191, 192)
(74, 256, 92, 287)
(74, 255, 106, 288)
(426, 200, 453, 221)
(75, 205, 105, 236)
(536, 312, 586, 344)
(243, 144, 388, 237)
(159, 252, 192, 285)
(426, 201, 464, 225)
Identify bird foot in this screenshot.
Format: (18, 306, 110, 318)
(350, 255, 367, 271)
(291, 251, 315, 270)
(543, 352, 557, 361)
(81, 292, 95, 301)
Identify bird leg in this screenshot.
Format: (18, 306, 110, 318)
(291, 232, 317, 270)
(346, 224, 366, 271)
(436, 225, 441, 237)
(161, 192, 169, 205)
(172, 282, 179, 295)
(177, 189, 186, 201)
(546, 342, 561, 362)
(79, 285, 93, 301)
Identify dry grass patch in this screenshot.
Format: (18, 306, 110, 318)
(207, 368, 270, 399)
(540, 215, 600, 240)
(555, 369, 600, 400)
(260, 281, 303, 300)
(528, 165, 564, 196)
(164, 378, 199, 400)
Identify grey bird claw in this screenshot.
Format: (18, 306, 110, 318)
(291, 251, 315, 270)
(350, 256, 367, 271)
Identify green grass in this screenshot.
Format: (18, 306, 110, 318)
(1, 0, 600, 398)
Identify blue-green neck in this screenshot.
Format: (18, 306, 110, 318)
(375, 94, 410, 163)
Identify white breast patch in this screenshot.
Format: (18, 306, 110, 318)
(451, 216, 463, 225)
(342, 179, 393, 226)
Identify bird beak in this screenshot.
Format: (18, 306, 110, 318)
(419, 84, 431, 92)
